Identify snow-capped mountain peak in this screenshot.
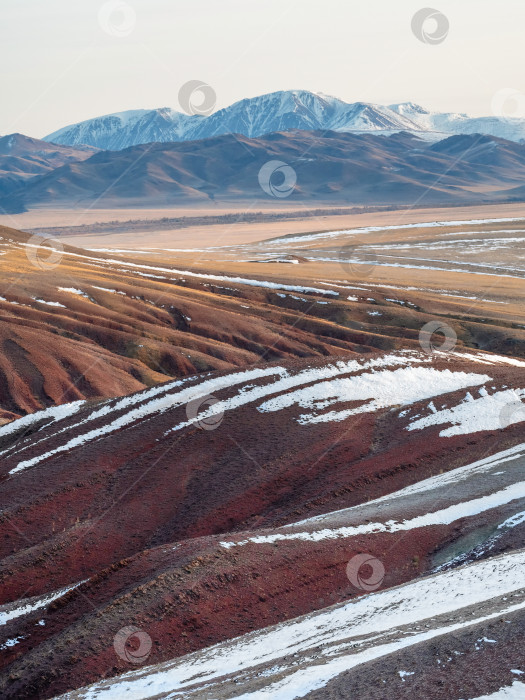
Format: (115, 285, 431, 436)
(43, 90, 525, 150)
(44, 91, 424, 150)
(46, 107, 204, 151)
(389, 102, 430, 116)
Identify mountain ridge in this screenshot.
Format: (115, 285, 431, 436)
(7, 129, 525, 211)
(44, 89, 525, 151)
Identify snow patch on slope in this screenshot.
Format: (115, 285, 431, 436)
(408, 388, 525, 436)
(0, 401, 85, 442)
(220, 481, 525, 547)
(0, 580, 85, 626)
(469, 682, 525, 699)
(291, 442, 525, 527)
(52, 552, 525, 700)
(257, 367, 491, 425)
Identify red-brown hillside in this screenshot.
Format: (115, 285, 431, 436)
(1, 224, 523, 426)
(0, 348, 523, 699)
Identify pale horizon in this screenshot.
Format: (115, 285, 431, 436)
(2, 0, 525, 139)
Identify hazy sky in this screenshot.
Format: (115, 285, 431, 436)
(2, 0, 525, 138)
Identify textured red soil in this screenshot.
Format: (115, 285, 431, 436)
(3, 510, 524, 699)
(0, 352, 522, 599)
(0, 348, 523, 698)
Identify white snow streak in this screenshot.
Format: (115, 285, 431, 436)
(220, 481, 525, 548)
(258, 367, 490, 425)
(54, 552, 525, 700)
(408, 388, 525, 437)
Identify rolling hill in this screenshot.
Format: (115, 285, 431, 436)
(1, 218, 524, 423)
(0, 134, 97, 198)
(0, 213, 524, 698)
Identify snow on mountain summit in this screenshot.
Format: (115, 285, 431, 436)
(389, 102, 430, 116)
(44, 90, 525, 150)
(43, 91, 424, 150)
(46, 107, 204, 151)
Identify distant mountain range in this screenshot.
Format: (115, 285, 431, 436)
(43, 90, 525, 151)
(5, 129, 525, 212)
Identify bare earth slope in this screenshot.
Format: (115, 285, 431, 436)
(0, 348, 523, 699)
(0, 225, 364, 421)
(53, 551, 525, 700)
